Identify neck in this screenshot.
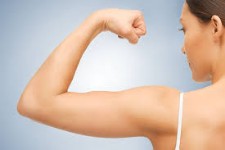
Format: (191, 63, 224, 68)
(211, 51, 225, 84)
(211, 31, 225, 84)
(212, 74, 225, 84)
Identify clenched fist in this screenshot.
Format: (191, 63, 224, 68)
(94, 9, 147, 44)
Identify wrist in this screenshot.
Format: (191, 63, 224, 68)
(88, 10, 108, 33)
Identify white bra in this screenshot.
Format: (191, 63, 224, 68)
(175, 92, 184, 150)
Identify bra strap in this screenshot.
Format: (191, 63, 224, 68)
(175, 92, 184, 150)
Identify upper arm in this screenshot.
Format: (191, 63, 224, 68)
(18, 85, 180, 138)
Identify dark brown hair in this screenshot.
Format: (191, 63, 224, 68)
(186, 0, 225, 25)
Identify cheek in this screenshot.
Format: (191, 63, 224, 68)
(184, 33, 202, 62)
(184, 33, 212, 81)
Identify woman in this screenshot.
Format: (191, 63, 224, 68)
(17, 0, 225, 149)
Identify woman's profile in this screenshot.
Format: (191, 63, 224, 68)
(17, 0, 225, 149)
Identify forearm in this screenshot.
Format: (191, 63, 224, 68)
(19, 8, 146, 111)
(22, 12, 104, 100)
(17, 9, 148, 136)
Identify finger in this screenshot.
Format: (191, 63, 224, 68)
(118, 35, 124, 39)
(118, 33, 139, 44)
(128, 31, 139, 44)
(133, 16, 147, 36)
(134, 24, 147, 36)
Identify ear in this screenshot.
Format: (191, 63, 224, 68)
(211, 15, 224, 41)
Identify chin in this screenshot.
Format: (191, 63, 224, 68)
(192, 72, 211, 83)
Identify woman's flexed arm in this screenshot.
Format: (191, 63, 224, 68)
(18, 9, 146, 100)
(17, 9, 179, 139)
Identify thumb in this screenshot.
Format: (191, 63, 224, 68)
(127, 29, 139, 44)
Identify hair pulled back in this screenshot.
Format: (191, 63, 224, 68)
(186, 0, 225, 26)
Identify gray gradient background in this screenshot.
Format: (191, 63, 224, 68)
(1, 0, 210, 150)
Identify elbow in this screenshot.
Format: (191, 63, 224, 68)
(17, 92, 40, 118)
(17, 94, 28, 117)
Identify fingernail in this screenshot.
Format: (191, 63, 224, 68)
(118, 35, 124, 39)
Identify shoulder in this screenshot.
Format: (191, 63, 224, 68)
(120, 85, 180, 100)
(141, 86, 181, 139)
(125, 85, 180, 107)
(120, 85, 180, 111)
(119, 85, 180, 137)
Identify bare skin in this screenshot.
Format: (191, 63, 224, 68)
(17, 2, 225, 150)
